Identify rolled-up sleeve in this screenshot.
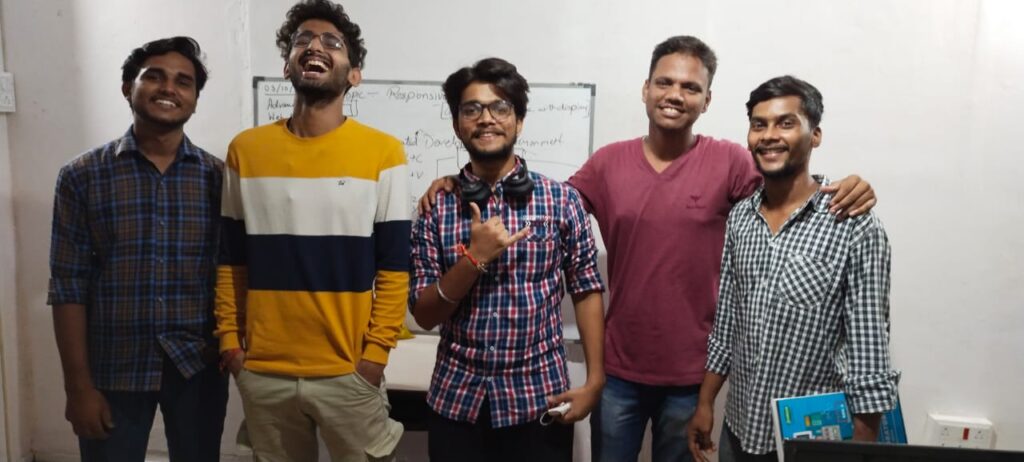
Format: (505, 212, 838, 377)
(560, 186, 604, 296)
(706, 221, 738, 375)
(409, 196, 443, 312)
(48, 165, 92, 305)
(843, 216, 900, 413)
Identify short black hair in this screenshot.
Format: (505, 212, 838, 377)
(121, 36, 208, 93)
(649, 36, 718, 86)
(443, 58, 530, 120)
(276, 0, 367, 69)
(746, 75, 824, 128)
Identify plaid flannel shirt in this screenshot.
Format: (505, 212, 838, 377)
(48, 128, 223, 391)
(410, 166, 604, 428)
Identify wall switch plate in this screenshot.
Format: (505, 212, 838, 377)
(924, 413, 995, 449)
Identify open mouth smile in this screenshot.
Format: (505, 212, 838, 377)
(756, 146, 788, 159)
(299, 54, 332, 77)
(152, 98, 179, 109)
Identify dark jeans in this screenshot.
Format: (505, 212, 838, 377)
(80, 358, 229, 462)
(591, 374, 700, 462)
(718, 422, 778, 462)
(427, 399, 574, 462)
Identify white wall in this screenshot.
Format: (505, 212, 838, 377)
(0, 17, 19, 462)
(1, 0, 1022, 460)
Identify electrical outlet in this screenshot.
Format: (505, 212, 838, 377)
(924, 413, 995, 449)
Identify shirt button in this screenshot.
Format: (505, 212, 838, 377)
(159, 220, 166, 227)
(761, 280, 769, 288)
(489, 345, 496, 352)
(492, 311, 499, 318)
(156, 297, 164, 304)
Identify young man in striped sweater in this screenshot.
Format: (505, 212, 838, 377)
(215, 1, 409, 460)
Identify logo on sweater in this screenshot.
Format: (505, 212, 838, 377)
(686, 194, 705, 209)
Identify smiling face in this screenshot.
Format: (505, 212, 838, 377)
(454, 82, 524, 161)
(642, 52, 712, 134)
(284, 19, 361, 100)
(747, 95, 822, 180)
(122, 51, 198, 130)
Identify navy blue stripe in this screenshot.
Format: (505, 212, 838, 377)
(375, 220, 412, 272)
(247, 234, 376, 292)
(219, 218, 247, 265)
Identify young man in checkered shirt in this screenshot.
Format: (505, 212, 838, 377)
(687, 76, 899, 462)
(410, 57, 606, 461)
(49, 37, 227, 461)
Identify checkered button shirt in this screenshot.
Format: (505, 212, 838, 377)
(410, 167, 604, 428)
(706, 176, 900, 454)
(48, 128, 223, 391)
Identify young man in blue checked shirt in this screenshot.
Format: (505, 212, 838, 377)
(48, 37, 227, 462)
(410, 57, 606, 461)
(687, 76, 899, 462)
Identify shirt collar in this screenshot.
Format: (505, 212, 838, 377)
(460, 156, 525, 185)
(113, 126, 200, 162)
(749, 174, 833, 215)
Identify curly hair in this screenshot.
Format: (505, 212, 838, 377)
(275, 0, 367, 68)
(442, 58, 530, 121)
(122, 36, 209, 94)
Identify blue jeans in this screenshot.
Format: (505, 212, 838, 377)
(591, 374, 699, 462)
(79, 358, 229, 462)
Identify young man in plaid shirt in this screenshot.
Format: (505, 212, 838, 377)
(48, 37, 226, 461)
(688, 76, 899, 462)
(410, 57, 606, 461)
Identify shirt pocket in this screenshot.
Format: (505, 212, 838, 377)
(515, 220, 559, 280)
(522, 218, 557, 243)
(778, 252, 837, 310)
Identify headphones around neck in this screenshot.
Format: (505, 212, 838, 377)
(459, 156, 535, 208)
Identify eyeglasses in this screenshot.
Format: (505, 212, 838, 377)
(458, 100, 515, 121)
(291, 31, 346, 50)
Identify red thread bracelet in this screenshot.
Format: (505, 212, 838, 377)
(457, 244, 487, 273)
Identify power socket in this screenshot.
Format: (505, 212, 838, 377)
(924, 413, 995, 449)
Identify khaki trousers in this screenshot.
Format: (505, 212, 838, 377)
(236, 369, 404, 462)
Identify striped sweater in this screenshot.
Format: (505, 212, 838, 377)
(215, 118, 410, 377)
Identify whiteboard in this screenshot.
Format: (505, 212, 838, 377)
(253, 78, 596, 213)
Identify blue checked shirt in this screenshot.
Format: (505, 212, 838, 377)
(706, 176, 900, 454)
(410, 166, 604, 428)
(48, 128, 223, 392)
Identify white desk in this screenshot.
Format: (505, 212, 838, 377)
(386, 334, 440, 391)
